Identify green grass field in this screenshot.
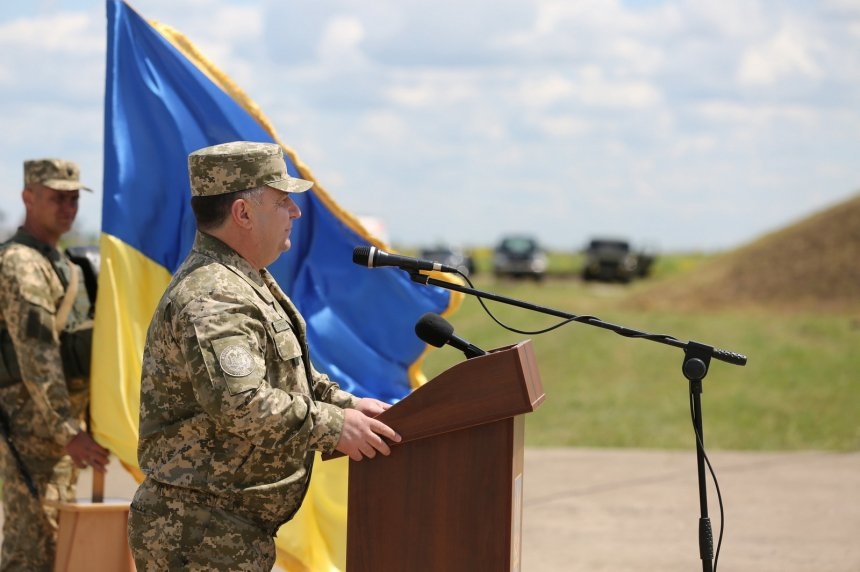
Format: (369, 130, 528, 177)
(417, 263, 860, 452)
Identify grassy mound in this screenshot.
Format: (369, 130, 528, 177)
(626, 192, 860, 313)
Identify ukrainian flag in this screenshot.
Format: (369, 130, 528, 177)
(91, 1, 459, 569)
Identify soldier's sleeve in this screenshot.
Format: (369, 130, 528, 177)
(306, 365, 359, 451)
(0, 249, 81, 446)
(177, 292, 346, 454)
(309, 363, 359, 410)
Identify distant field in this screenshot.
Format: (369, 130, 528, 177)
(436, 245, 714, 278)
(417, 256, 859, 452)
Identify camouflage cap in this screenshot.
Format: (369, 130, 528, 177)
(24, 159, 92, 192)
(188, 141, 313, 197)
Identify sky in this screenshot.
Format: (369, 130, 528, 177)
(1, 0, 859, 252)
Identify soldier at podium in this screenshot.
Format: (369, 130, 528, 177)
(127, 141, 401, 571)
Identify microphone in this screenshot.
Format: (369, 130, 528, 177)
(414, 313, 487, 359)
(353, 246, 459, 273)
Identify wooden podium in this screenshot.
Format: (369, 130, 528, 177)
(332, 340, 545, 572)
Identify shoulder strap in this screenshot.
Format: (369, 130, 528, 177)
(54, 266, 79, 335)
(2, 233, 79, 332)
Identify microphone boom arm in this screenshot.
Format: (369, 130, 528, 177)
(407, 269, 745, 572)
(407, 271, 747, 367)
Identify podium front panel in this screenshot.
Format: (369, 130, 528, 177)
(347, 416, 525, 572)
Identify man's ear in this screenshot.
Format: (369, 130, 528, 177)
(22, 186, 35, 208)
(231, 198, 253, 229)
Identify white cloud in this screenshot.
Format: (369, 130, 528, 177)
(518, 75, 576, 108)
(669, 135, 718, 158)
(357, 111, 411, 144)
(685, 0, 769, 39)
(529, 114, 591, 138)
(738, 23, 823, 86)
(576, 66, 662, 108)
(317, 16, 367, 66)
(695, 100, 817, 127)
(608, 37, 665, 75)
(1, 0, 859, 251)
(0, 12, 102, 54)
(383, 72, 480, 108)
(0, 10, 103, 100)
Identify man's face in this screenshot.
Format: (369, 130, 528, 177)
(248, 185, 302, 267)
(23, 184, 79, 238)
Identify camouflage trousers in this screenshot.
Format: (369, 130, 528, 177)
(128, 479, 277, 571)
(0, 447, 77, 572)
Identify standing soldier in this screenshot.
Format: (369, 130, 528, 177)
(128, 141, 400, 570)
(0, 159, 110, 570)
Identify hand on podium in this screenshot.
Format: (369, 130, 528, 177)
(335, 399, 401, 461)
(354, 397, 392, 417)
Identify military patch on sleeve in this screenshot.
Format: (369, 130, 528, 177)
(218, 344, 254, 377)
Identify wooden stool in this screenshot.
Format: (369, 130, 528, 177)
(52, 499, 136, 572)
(51, 470, 136, 572)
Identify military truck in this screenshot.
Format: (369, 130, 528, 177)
(581, 238, 655, 283)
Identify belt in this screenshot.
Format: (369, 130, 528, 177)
(144, 479, 282, 537)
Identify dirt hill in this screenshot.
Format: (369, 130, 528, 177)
(626, 192, 860, 313)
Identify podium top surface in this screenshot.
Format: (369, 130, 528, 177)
(325, 340, 544, 460)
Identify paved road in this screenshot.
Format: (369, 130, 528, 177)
(521, 448, 860, 571)
(4, 448, 858, 571)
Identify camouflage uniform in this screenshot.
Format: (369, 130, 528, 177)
(128, 142, 358, 571)
(0, 160, 93, 571)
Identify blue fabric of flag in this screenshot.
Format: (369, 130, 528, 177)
(103, 0, 453, 402)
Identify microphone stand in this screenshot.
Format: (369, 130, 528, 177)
(409, 271, 746, 572)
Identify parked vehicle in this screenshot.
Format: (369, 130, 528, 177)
(492, 235, 547, 280)
(581, 237, 655, 283)
(419, 245, 475, 276)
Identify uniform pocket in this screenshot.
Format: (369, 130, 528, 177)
(268, 320, 302, 362)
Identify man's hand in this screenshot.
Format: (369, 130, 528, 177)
(65, 432, 110, 473)
(335, 408, 401, 462)
(354, 397, 392, 417)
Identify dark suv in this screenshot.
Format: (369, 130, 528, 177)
(492, 235, 547, 280)
(582, 238, 654, 283)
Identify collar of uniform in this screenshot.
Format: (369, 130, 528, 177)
(6, 226, 62, 262)
(192, 231, 264, 287)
